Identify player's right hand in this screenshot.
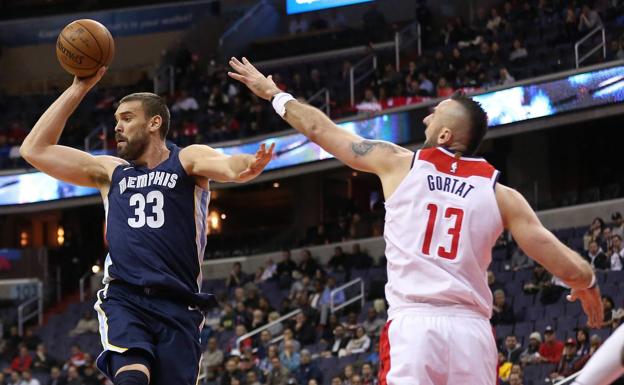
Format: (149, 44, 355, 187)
(228, 57, 282, 101)
(72, 66, 107, 93)
(567, 286, 604, 328)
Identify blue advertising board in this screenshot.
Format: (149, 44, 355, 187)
(0, 0, 215, 46)
(286, 0, 374, 15)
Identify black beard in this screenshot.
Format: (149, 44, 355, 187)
(118, 134, 149, 161)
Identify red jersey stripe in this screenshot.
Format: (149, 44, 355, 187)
(418, 148, 496, 179)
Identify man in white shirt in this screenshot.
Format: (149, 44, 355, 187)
(610, 234, 624, 271)
(19, 371, 40, 385)
(612, 212, 624, 239)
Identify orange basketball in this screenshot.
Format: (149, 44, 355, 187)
(56, 19, 115, 78)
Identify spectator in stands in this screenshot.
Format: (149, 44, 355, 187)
(612, 212, 624, 238)
(226, 262, 246, 288)
(578, 4, 602, 32)
(81, 365, 99, 385)
(520, 332, 542, 365)
(289, 14, 309, 35)
(509, 39, 528, 62)
(220, 358, 242, 385)
(46, 366, 64, 385)
(584, 240, 609, 270)
(234, 301, 251, 328)
(68, 311, 98, 336)
(279, 340, 300, 372)
(328, 247, 348, 272)
(322, 325, 350, 357)
(246, 371, 261, 385)
(488, 270, 505, 293)
(21, 328, 40, 351)
(260, 259, 277, 282)
(32, 344, 56, 374)
(258, 344, 278, 377)
(331, 376, 344, 385)
(602, 295, 616, 329)
(11, 345, 32, 374)
(508, 373, 522, 385)
(343, 327, 371, 356)
(601, 227, 614, 252)
(65, 366, 81, 385)
(277, 250, 297, 288)
(8, 371, 20, 385)
(360, 362, 377, 385)
(356, 89, 382, 114)
(267, 356, 289, 385)
(229, 324, 252, 354)
(4, 326, 22, 361)
(487, 8, 503, 34)
(575, 327, 590, 358)
(417, 73, 435, 97)
(267, 312, 283, 336)
(551, 338, 579, 380)
(539, 326, 564, 364)
(298, 250, 321, 278)
(295, 290, 319, 323)
(204, 337, 224, 383)
(220, 303, 235, 331)
(502, 335, 522, 364)
(342, 365, 355, 384)
(362, 308, 385, 338)
(279, 329, 301, 353)
(583, 217, 605, 250)
(170, 91, 199, 113)
(499, 68, 516, 85)
(491, 289, 515, 325)
(523, 264, 551, 294)
(292, 312, 316, 345)
(511, 247, 533, 271)
(319, 277, 345, 324)
(436, 77, 454, 97)
(349, 243, 373, 269)
(609, 234, 624, 270)
(294, 348, 322, 385)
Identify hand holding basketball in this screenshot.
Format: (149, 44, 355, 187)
(56, 19, 115, 78)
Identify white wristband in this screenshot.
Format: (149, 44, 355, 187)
(271, 92, 296, 118)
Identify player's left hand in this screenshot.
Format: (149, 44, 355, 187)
(237, 143, 275, 182)
(228, 57, 282, 101)
(567, 286, 604, 328)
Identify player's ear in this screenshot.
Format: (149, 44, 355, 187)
(149, 115, 162, 134)
(437, 127, 453, 146)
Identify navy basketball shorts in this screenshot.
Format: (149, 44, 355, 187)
(93, 282, 205, 385)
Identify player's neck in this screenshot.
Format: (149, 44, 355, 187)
(134, 142, 170, 169)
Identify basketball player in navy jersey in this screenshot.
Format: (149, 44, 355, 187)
(20, 67, 274, 385)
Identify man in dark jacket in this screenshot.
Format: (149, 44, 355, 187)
(294, 349, 323, 385)
(585, 240, 609, 270)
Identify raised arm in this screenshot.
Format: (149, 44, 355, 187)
(179, 143, 274, 183)
(19, 67, 124, 189)
(227, 57, 413, 177)
(496, 183, 603, 327)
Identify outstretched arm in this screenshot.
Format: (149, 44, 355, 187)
(496, 183, 603, 328)
(227, 57, 412, 177)
(20, 67, 124, 188)
(180, 143, 274, 183)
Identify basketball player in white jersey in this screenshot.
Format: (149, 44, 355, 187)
(228, 57, 604, 384)
(571, 324, 624, 384)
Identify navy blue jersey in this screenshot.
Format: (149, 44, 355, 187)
(103, 143, 209, 295)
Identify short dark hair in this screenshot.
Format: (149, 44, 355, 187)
(119, 93, 170, 139)
(450, 91, 488, 155)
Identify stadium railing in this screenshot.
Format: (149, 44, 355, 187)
(330, 277, 365, 314)
(235, 308, 302, 352)
(15, 279, 43, 336)
(575, 25, 607, 68)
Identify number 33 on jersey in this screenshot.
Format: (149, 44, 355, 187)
(103, 144, 210, 294)
(384, 147, 503, 319)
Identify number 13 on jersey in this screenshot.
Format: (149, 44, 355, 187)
(422, 203, 464, 260)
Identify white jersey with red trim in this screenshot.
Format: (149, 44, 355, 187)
(384, 147, 503, 319)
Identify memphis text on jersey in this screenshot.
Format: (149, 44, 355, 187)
(118, 171, 178, 194)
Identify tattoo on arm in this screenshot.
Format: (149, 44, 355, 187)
(351, 140, 398, 157)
